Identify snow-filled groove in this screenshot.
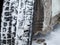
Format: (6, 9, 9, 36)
(16, 0, 34, 45)
(1, 0, 34, 45)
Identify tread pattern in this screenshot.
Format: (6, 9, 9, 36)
(1, 0, 34, 45)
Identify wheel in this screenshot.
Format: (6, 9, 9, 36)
(1, 0, 34, 45)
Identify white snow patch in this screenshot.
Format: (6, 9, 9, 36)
(52, 0, 60, 17)
(32, 24, 60, 45)
(45, 24, 60, 45)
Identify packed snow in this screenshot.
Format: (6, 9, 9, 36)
(45, 24, 60, 45)
(32, 24, 60, 45)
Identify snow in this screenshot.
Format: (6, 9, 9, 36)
(15, 0, 34, 45)
(45, 24, 60, 45)
(32, 24, 60, 45)
(52, 0, 60, 17)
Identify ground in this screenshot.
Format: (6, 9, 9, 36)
(32, 24, 60, 45)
